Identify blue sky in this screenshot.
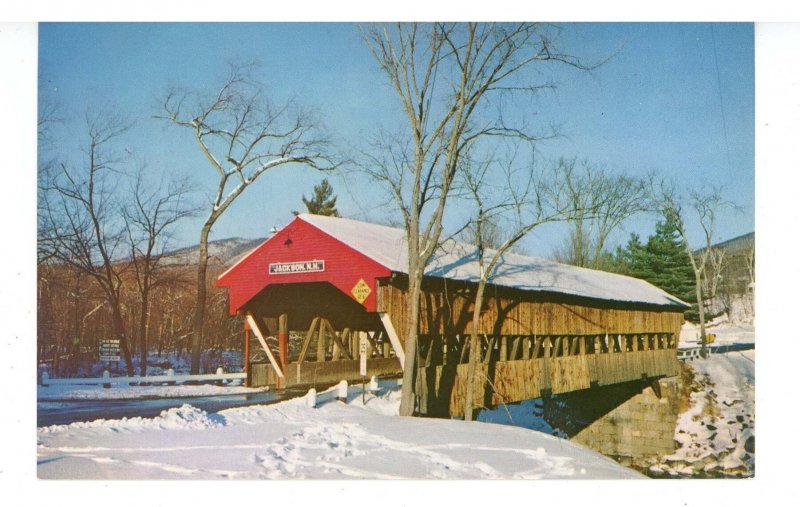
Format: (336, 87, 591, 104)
(38, 22, 754, 256)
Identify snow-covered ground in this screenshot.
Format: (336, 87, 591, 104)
(37, 383, 641, 480)
(651, 319, 755, 477)
(34, 317, 755, 480)
(679, 315, 755, 347)
(37, 381, 266, 401)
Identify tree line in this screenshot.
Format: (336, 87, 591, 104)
(36, 108, 337, 377)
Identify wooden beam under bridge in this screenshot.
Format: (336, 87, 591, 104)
(245, 313, 406, 388)
(378, 312, 405, 370)
(245, 313, 285, 385)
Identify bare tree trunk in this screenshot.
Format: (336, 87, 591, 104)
(399, 274, 422, 416)
(191, 222, 212, 374)
(464, 283, 487, 421)
(694, 269, 708, 357)
(139, 289, 149, 377)
(110, 301, 134, 375)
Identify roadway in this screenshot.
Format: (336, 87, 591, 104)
(37, 387, 315, 427)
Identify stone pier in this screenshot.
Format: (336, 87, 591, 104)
(543, 377, 680, 461)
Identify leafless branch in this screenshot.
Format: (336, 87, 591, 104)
(648, 176, 736, 356)
(156, 61, 335, 374)
(360, 22, 599, 417)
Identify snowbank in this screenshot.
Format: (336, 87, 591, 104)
(37, 384, 641, 480)
(39, 404, 225, 434)
(652, 322, 755, 477)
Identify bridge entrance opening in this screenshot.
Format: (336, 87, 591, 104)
(241, 282, 403, 388)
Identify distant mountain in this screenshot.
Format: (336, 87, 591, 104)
(711, 232, 754, 253)
(162, 237, 267, 266)
(156, 230, 758, 271)
(695, 232, 754, 255)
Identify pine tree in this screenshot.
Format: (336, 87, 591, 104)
(296, 179, 340, 217)
(617, 215, 697, 317)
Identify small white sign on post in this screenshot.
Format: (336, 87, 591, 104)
(359, 332, 368, 377)
(99, 339, 121, 362)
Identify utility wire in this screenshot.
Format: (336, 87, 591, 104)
(709, 23, 734, 181)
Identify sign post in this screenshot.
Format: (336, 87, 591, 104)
(359, 333, 368, 404)
(99, 339, 121, 379)
(99, 339, 121, 362)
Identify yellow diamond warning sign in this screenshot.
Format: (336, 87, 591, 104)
(351, 278, 371, 304)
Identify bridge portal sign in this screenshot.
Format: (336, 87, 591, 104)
(99, 339, 120, 362)
(269, 260, 325, 275)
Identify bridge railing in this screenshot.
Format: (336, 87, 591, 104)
(677, 347, 705, 361)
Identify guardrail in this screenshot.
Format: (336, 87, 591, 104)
(304, 377, 385, 408)
(677, 347, 705, 361)
(40, 368, 246, 387)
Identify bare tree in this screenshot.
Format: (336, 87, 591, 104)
(703, 247, 727, 315)
(459, 154, 602, 420)
(38, 83, 63, 265)
(39, 112, 136, 374)
(38, 72, 62, 150)
(362, 22, 594, 416)
(650, 180, 733, 357)
(719, 242, 756, 322)
(123, 171, 194, 376)
(157, 63, 334, 374)
(744, 244, 755, 318)
(745, 245, 755, 289)
(38, 101, 61, 147)
(551, 158, 647, 269)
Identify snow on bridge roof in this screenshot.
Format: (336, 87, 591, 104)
(299, 214, 689, 309)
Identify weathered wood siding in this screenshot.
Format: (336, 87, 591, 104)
(377, 278, 684, 343)
(248, 362, 275, 387)
(418, 347, 679, 417)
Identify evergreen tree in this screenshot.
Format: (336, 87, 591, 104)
(616, 215, 697, 317)
(295, 179, 340, 217)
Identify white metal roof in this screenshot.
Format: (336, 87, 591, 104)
(299, 214, 689, 308)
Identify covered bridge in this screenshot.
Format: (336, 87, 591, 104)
(217, 214, 688, 416)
